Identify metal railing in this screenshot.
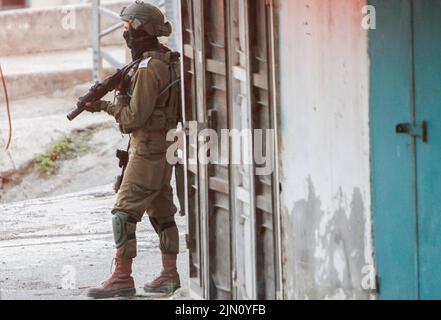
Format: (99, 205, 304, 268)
(91, 0, 180, 82)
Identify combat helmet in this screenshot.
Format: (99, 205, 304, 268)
(120, 1, 172, 37)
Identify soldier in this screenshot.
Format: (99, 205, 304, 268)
(85, 1, 182, 299)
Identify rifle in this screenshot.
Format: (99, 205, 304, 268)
(67, 59, 141, 121)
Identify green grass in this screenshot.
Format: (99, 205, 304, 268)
(33, 129, 93, 177)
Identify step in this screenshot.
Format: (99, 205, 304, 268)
(0, 1, 130, 56)
(0, 46, 127, 101)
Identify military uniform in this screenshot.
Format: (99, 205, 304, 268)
(87, 1, 181, 299)
(108, 50, 180, 259)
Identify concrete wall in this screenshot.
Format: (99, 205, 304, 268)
(27, 0, 88, 8)
(26, 0, 138, 8)
(276, 0, 375, 299)
(0, 0, 130, 56)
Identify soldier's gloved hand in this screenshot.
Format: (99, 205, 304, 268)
(115, 95, 131, 108)
(103, 95, 131, 116)
(85, 100, 112, 113)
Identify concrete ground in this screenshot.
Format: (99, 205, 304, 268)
(0, 46, 125, 76)
(0, 86, 189, 300)
(0, 88, 127, 203)
(0, 185, 189, 300)
(0, 3, 187, 301)
(0, 46, 127, 100)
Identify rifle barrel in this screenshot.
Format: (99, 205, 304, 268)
(67, 105, 85, 121)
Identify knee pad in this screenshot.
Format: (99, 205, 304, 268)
(149, 217, 160, 234)
(112, 211, 138, 250)
(150, 217, 179, 254)
(149, 217, 177, 234)
(160, 226, 179, 254)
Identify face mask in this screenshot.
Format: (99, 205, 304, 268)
(123, 29, 159, 60)
(123, 30, 132, 48)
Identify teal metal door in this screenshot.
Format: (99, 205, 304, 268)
(413, 0, 441, 300)
(370, 0, 441, 299)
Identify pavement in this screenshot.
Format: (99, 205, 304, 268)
(0, 4, 187, 300)
(0, 46, 125, 76)
(0, 46, 127, 100)
(0, 86, 128, 203)
(0, 83, 189, 301)
(0, 184, 189, 300)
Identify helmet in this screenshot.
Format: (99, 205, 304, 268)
(120, 1, 172, 37)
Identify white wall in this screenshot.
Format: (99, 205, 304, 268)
(276, 0, 374, 299)
(0, 1, 130, 56)
(27, 0, 113, 8)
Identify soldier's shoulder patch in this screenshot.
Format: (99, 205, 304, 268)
(138, 57, 152, 69)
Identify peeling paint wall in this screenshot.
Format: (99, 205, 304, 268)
(276, 0, 374, 299)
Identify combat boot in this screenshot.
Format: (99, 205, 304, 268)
(87, 251, 136, 299)
(144, 253, 180, 294)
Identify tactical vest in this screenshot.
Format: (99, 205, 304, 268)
(122, 50, 181, 134)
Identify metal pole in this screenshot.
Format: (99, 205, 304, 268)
(268, 0, 284, 300)
(154, 0, 180, 51)
(174, 0, 182, 52)
(164, 0, 178, 50)
(92, 0, 102, 82)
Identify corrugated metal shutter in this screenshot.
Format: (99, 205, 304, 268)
(180, 0, 282, 300)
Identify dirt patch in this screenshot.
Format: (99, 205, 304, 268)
(0, 122, 128, 204)
(33, 129, 93, 177)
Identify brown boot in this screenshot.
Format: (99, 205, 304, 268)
(87, 252, 136, 299)
(144, 253, 180, 294)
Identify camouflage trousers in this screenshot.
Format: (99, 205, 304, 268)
(112, 142, 179, 259)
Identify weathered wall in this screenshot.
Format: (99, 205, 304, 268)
(27, 0, 109, 8)
(0, 1, 130, 56)
(27, 0, 90, 8)
(276, 0, 374, 299)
